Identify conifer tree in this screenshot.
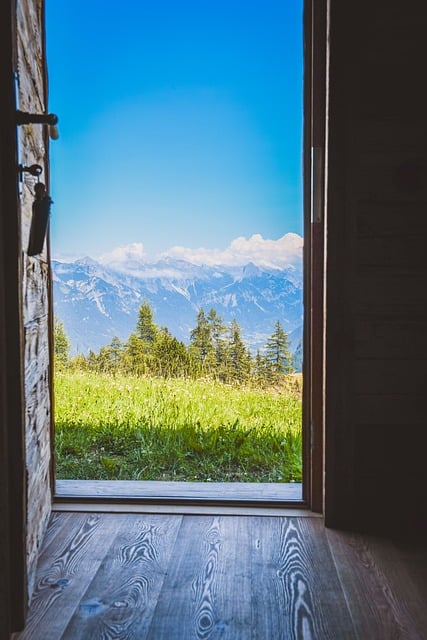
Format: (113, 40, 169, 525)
(265, 320, 294, 378)
(124, 301, 159, 375)
(87, 349, 98, 372)
(254, 349, 269, 385)
(136, 301, 158, 344)
(227, 319, 252, 383)
(189, 308, 215, 373)
(154, 327, 189, 378)
(54, 317, 70, 370)
(207, 308, 227, 377)
(99, 336, 124, 373)
(97, 345, 113, 373)
(125, 332, 149, 375)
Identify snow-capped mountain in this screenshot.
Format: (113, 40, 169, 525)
(52, 256, 303, 365)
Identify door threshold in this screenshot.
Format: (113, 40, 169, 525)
(53, 500, 318, 517)
(54, 481, 313, 516)
(56, 479, 303, 503)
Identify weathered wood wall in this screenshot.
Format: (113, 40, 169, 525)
(325, 0, 427, 534)
(1, 0, 29, 634)
(16, 0, 52, 596)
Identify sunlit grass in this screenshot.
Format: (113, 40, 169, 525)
(54, 372, 302, 483)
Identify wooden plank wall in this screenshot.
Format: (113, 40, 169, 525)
(0, 105, 12, 638)
(16, 0, 53, 596)
(0, 7, 12, 629)
(325, 0, 427, 534)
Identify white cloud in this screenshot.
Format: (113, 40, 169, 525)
(52, 251, 86, 263)
(98, 242, 146, 265)
(162, 233, 303, 269)
(77, 234, 303, 273)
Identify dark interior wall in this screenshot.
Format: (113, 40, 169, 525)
(325, 0, 427, 534)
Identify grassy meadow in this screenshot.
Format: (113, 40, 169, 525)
(54, 372, 302, 483)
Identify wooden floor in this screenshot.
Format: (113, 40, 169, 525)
(14, 512, 427, 639)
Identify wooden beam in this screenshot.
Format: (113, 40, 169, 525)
(303, 0, 327, 513)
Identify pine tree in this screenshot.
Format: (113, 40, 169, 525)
(109, 336, 124, 368)
(154, 327, 189, 378)
(136, 301, 158, 344)
(97, 336, 124, 373)
(125, 332, 148, 375)
(97, 345, 113, 373)
(54, 317, 70, 370)
(254, 349, 269, 385)
(87, 349, 99, 372)
(207, 308, 227, 378)
(189, 308, 215, 374)
(265, 320, 294, 378)
(226, 319, 252, 383)
(124, 301, 159, 375)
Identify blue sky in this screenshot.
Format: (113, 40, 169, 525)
(46, 0, 303, 263)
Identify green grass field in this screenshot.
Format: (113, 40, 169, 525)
(54, 372, 302, 483)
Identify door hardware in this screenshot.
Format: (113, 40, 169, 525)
(27, 182, 53, 256)
(16, 110, 59, 139)
(18, 163, 43, 180)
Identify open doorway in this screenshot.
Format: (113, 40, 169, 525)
(47, 0, 309, 503)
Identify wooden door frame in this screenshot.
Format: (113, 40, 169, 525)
(50, 0, 326, 512)
(302, 0, 327, 512)
(0, 0, 28, 632)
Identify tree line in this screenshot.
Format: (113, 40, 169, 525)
(54, 301, 296, 385)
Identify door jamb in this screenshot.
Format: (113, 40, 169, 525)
(0, 0, 28, 631)
(303, 0, 327, 513)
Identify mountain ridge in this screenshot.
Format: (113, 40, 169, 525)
(52, 256, 303, 367)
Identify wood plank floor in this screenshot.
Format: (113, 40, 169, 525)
(14, 512, 427, 639)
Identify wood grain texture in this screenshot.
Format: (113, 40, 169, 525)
(189, 516, 252, 639)
(147, 515, 254, 639)
(147, 516, 226, 639)
(189, 517, 223, 638)
(252, 517, 355, 639)
(40, 512, 74, 554)
(15, 514, 427, 640)
(17, 514, 119, 640)
(16, 0, 52, 599)
(53, 502, 315, 517)
(0, 0, 31, 628)
(62, 514, 182, 639)
(326, 528, 427, 640)
(56, 480, 302, 502)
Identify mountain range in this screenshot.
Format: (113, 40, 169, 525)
(52, 256, 303, 368)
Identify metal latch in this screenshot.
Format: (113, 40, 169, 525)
(16, 110, 59, 140)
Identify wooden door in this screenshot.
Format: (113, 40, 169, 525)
(0, 0, 53, 634)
